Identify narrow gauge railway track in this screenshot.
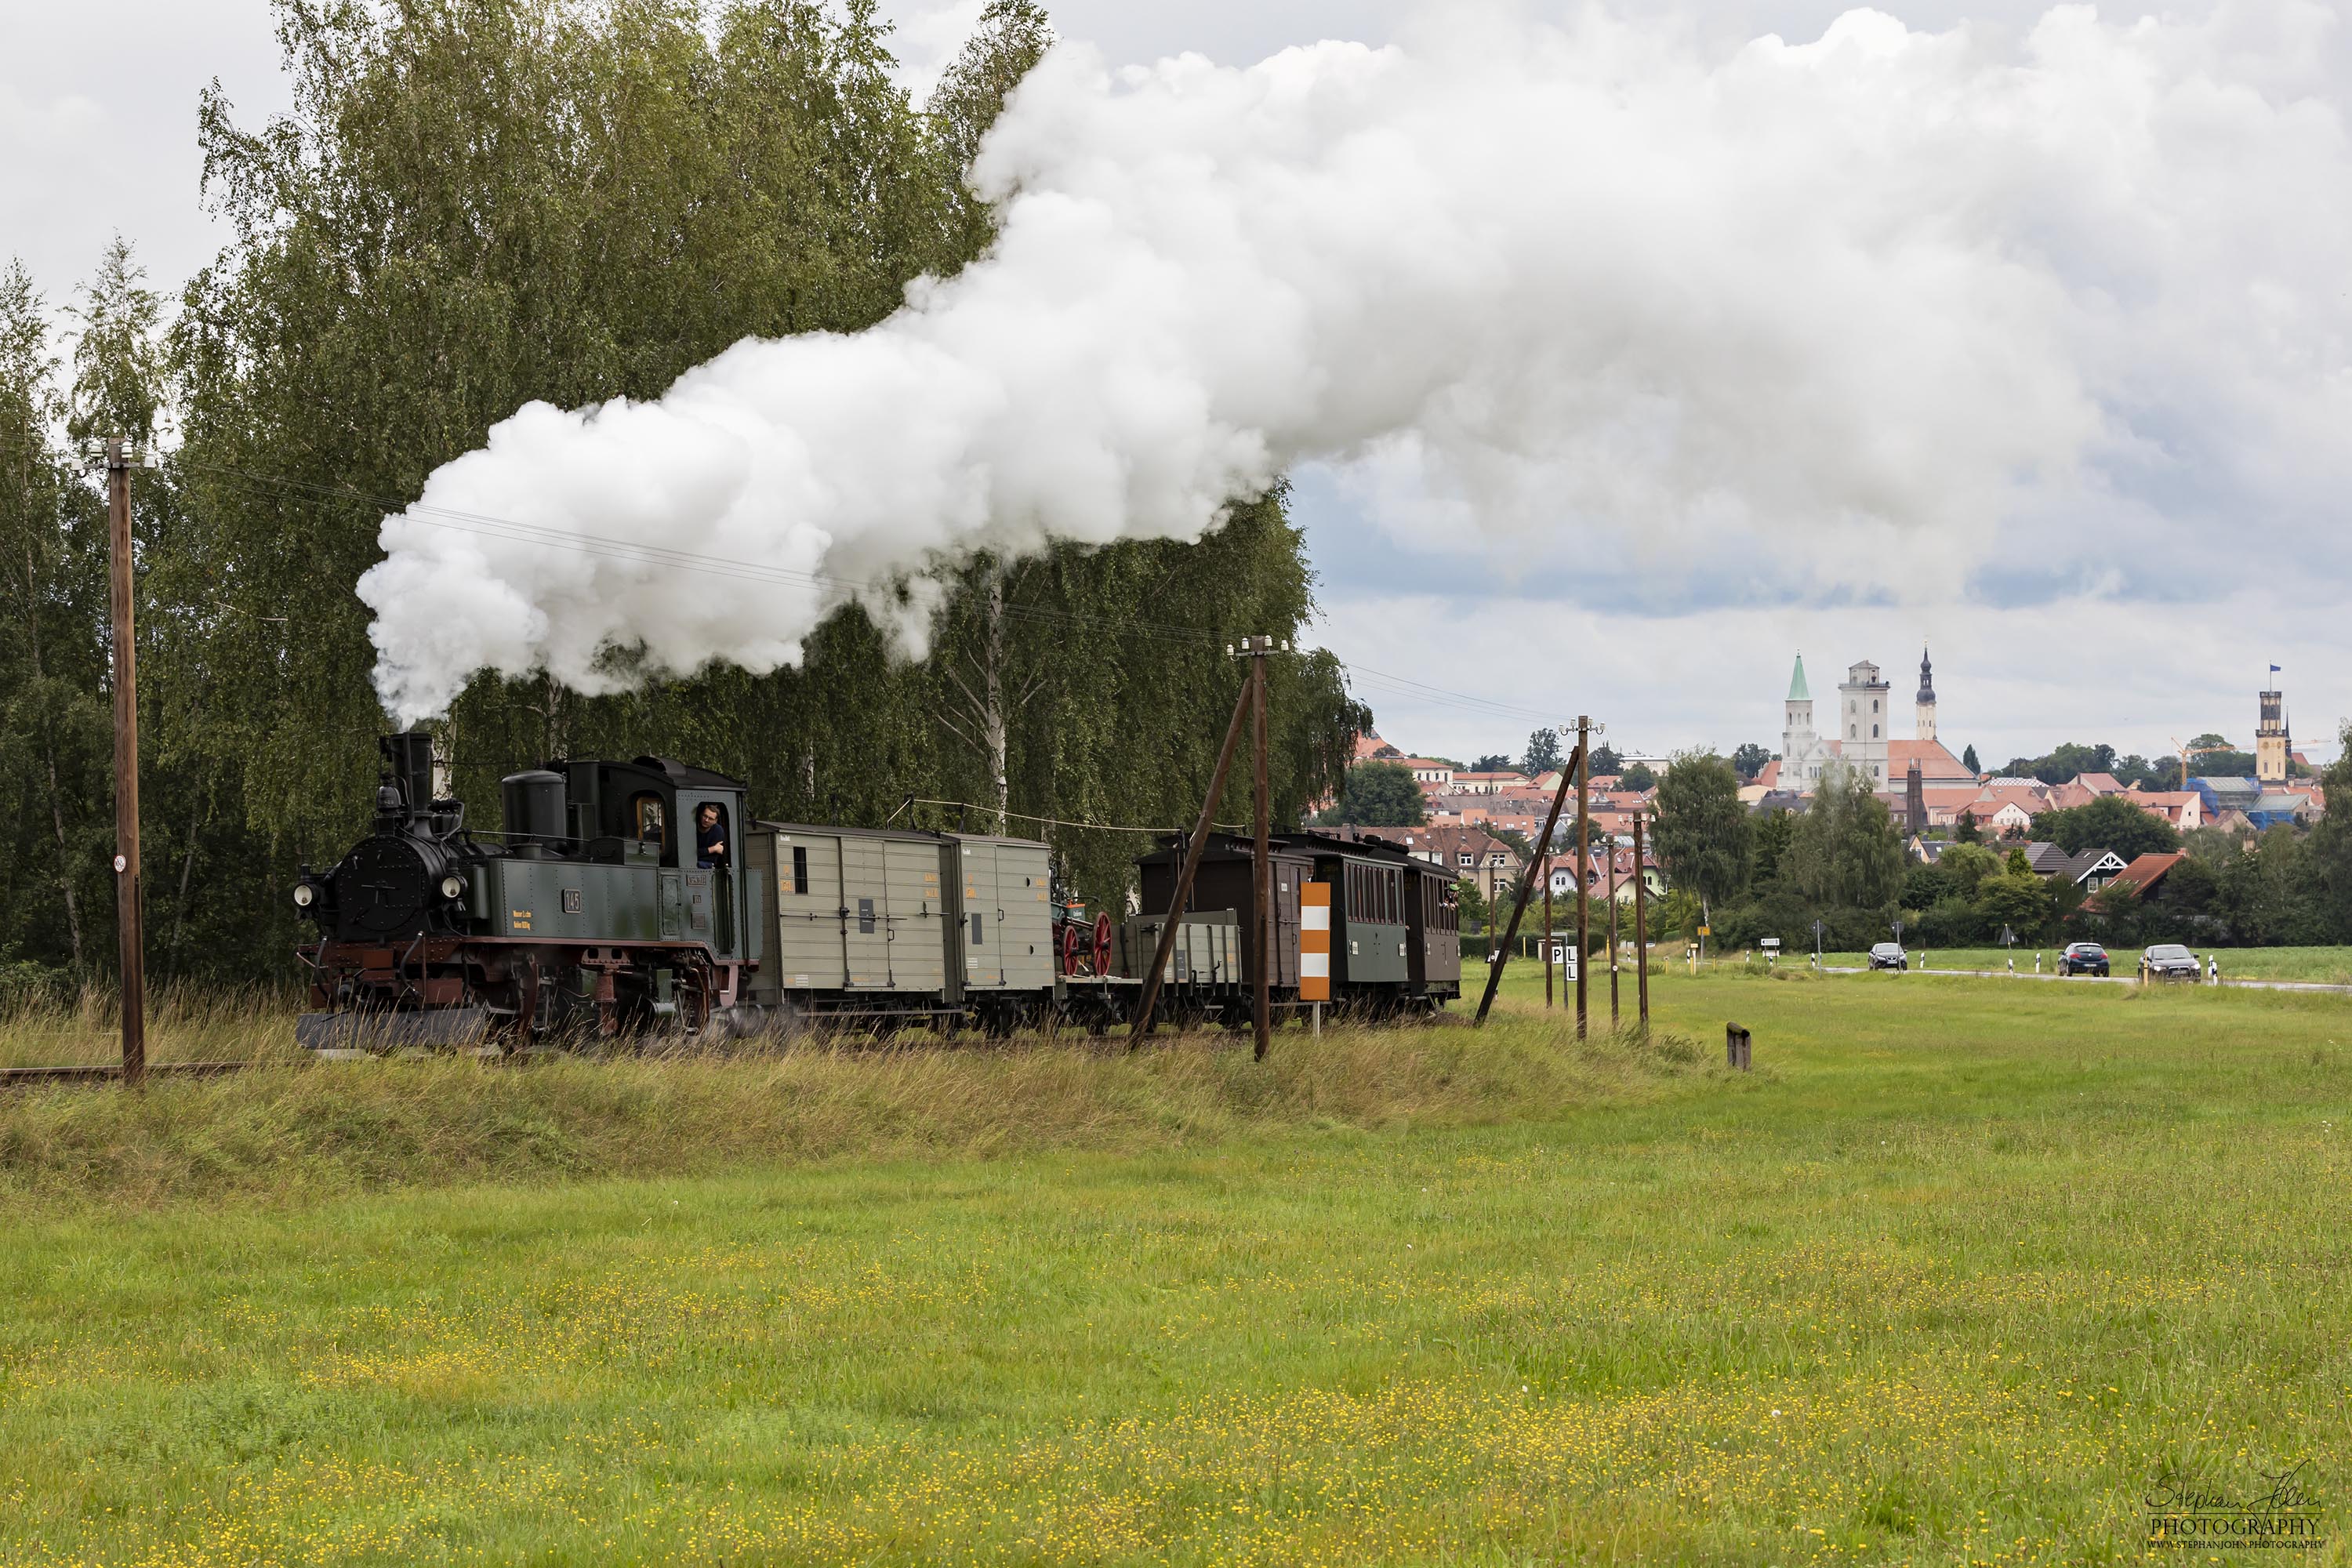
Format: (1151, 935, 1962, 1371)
(0, 1060, 249, 1088)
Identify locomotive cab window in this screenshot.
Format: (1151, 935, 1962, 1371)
(631, 794, 667, 858)
(695, 801, 731, 869)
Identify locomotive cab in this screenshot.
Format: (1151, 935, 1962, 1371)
(296, 739, 764, 1050)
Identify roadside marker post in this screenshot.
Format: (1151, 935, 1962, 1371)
(1300, 881, 1330, 1037)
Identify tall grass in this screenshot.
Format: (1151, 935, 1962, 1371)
(0, 1011, 1703, 1209)
(0, 981, 303, 1070)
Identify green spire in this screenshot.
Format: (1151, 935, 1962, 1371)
(1788, 653, 1809, 702)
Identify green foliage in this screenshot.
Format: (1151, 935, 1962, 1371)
(1961, 743, 1980, 775)
(1322, 760, 1427, 827)
(1521, 728, 1563, 775)
(1452, 877, 1487, 929)
(1648, 752, 1749, 909)
(1750, 807, 1796, 887)
(1729, 742, 1772, 782)
(1617, 760, 1657, 793)
(1470, 753, 1512, 774)
(1586, 742, 1621, 775)
(1973, 870, 2050, 935)
(1785, 767, 1903, 912)
(2034, 794, 2180, 858)
(0, 0, 1374, 980)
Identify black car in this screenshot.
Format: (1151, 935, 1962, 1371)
(2059, 942, 2110, 977)
(2141, 943, 2200, 981)
(1867, 942, 1907, 971)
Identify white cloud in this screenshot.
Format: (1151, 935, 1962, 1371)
(363, 2, 2352, 727)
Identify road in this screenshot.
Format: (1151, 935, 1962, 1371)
(1815, 964, 2352, 996)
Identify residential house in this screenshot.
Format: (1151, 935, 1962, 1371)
(1972, 799, 2036, 840)
(2125, 789, 2205, 831)
(1344, 823, 1523, 914)
(1396, 757, 1456, 789)
(2059, 849, 2130, 891)
(1450, 771, 1523, 796)
(2102, 851, 2186, 903)
(2017, 841, 2072, 876)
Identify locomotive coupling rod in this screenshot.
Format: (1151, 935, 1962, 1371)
(1473, 738, 1586, 1026)
(1130, 670, 1258, 1043)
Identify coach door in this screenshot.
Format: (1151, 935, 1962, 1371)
(960, 841, 1004, 987)
(840, 833, 892, 989)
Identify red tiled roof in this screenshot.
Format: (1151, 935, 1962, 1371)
(2107, 851, 2184, 899)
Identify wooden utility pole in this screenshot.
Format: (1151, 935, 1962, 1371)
(1608, 837, 1621, 1029)
(1247, 638, 1274, 1062)
(103, 436, 146, 1087)
(1573, 716, 1593, 1040)
(1129, 666, 1255, 1041)
(1473, 737, 1584, 1026)
(1632, 812, 1651, 1028)
(1541, 850, 1553, 1008)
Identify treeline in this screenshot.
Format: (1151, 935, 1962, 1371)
(1646, 744, 2352, 952)
(0, 0, 1364, 992)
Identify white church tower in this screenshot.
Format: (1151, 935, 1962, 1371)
(1839, 659, 1891, 787)
(1781, 654, 1826, 789)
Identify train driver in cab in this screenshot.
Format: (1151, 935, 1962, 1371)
(695, 802, 730, 869)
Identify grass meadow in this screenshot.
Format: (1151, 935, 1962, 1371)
(2, 965, 2347, 1565)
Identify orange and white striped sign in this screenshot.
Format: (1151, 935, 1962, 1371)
(1300, 881, 1331, 1001)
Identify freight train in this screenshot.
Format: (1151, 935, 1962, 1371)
(293, 734, 1460, 1051)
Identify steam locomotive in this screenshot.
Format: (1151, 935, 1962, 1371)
(293, 733, 1460, 1051)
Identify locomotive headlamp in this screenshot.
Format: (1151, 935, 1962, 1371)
(440, 873, 466, 901)
(292, 882, 316, 909)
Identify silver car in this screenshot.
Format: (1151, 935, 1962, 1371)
(2142, 943, 2200, 980)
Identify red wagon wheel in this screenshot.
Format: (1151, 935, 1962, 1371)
(1061, 920, 1083, 976)
(1092, 913, 1115, 978)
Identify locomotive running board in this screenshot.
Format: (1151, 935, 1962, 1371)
(297, 1007, 492, 1054)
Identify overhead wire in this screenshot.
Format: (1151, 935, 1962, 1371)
(187, 456, 1587, 728)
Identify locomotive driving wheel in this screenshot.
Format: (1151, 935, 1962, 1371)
(1092, 913, 1114, 977)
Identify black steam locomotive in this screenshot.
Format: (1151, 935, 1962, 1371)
(294, 733, 1461, 1050)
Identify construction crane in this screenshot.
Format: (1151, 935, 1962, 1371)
(2167, 736, 2237, 792)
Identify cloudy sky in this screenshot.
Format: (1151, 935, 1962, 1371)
(4, 0, 2344, 771)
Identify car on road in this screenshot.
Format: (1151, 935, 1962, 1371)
(2059, 942, 2110, 977)
(2140, 943, 2201, 981)
(1867, 942, 1907, 971)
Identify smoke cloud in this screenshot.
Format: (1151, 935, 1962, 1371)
(360, 3, 2352, 723)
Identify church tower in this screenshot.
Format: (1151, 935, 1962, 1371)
(1915, 646, 1938, 744)
(2256, 673, 2290, 783)
(1782, 654, 1819, 788)
(1839, 660, 1890, 787)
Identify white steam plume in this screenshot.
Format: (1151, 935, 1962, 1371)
(360, 3, 2352, 723)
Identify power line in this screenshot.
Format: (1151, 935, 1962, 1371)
(188, 456, 1584, 729)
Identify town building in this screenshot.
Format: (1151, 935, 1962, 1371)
(1838, 660, 1892, 788)
(1915, 646, 1938, 744)
(1779, 655, 1830, 790)
(2257, 675, 2291, 783)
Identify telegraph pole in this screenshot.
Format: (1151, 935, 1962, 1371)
(102, 435, 147, 1086)
(1246, 637, 1275, 1062)
(1632, 812, 1651, 1028)
(1130, 672, 1254, 1041)
(1573, 716, 1596, 1040)
(1541, 849, 1553, 1007)
(1608, 834, 1621, 1029)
